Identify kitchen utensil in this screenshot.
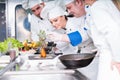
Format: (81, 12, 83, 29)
(59, 52, 96, 69)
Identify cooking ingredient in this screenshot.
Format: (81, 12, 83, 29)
(40, 48, 46, 58)
(0, 38, 23, 53)
(38, 30, 46, 41)
(22, 40, 40, 51)
(31, 41, 37, 48)
(22, 40, 28, 47)
(37, 30, 47, 58)
(37, 30, 47, 48)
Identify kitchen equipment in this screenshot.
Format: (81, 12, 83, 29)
(29, 54, 56, 60)
(0, 70, 87, 80)
(0, 55, 23, 76)
(0, 54, 89, 80)
(59, 52, 96, 69)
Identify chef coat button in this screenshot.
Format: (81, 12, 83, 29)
(86, 5, 89, 8)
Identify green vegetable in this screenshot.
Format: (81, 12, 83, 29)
(37, 30, 46, 40)
(0, 42, 8, 53)
(0, 38, 23, 53)
(37, 30, 46, 48)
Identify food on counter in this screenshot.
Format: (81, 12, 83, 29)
(38, 30, 46, 41)
(40, 48, 46, 58)
(0, 38, 23, 54)
(31, 41, 38, 48)
(21, 30, 47, 54)
(37, 30, 47, 48)
(37, 30, 47, 58)
(22, 40, 39, 51)
(22, 40, 28, 47)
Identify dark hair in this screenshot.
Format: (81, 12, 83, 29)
(64, 15, 68, 21)
(66, 14, 74, 17)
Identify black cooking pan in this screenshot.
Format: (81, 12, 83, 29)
(59, 52, 96, 69)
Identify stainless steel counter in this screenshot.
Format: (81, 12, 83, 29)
(0, 54, 99, 80)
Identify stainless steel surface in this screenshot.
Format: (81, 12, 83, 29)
(7, 0, 23, 38)
(0, 73, 75, 80)
(72, 70, 88, 80)
(0, 65, 76, 80)
(0, 70, 88, 80)
(28, 54, 56, 60)
(3, 70, 75, 75)
(0, 56, 22, 76)
(7, 0, 30, 41)
(0, 54, 99, 80)
(0, 61, 16, 76)
(6, 0, 56, 41)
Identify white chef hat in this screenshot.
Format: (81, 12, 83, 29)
(22, 0, 29, 9)
(41, 1, 56, 19)
(63, 0, 74, 5)
(48, 6, 66, 19)
(29, 0, 43, 8)
(22, 0, 43, 9)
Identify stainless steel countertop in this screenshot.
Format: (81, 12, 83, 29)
(0, 54, 99, 80)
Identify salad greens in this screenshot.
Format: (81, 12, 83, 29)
(0, 38, 23, 53)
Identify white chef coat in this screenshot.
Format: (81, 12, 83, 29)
(66, 16, 96, 53)
(55, 16, 96, 54)
(30, 14, 54, 41)
(85, 0, 120, 80)
(53, 27, 78, 54)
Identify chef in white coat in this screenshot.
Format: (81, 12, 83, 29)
(63, 0, 120, 80)
(23, 0, 54, 41)
(41, 4, 96, 53)
(41, 5, 78, 54)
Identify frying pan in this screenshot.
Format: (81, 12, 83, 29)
(59, 52, 96, 69)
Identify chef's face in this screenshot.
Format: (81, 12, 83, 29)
(66, 0, 85, 17)
(50, 16, 67, 29)
(31, 3, 44, 17)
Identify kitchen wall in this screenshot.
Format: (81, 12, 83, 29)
(0, 2, 6, 41)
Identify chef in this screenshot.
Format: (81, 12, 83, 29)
(41, 5, 77, 54)
(22, 0, 54, 41)
(41, 3, 96, 53)
(63, 0, 120, 80)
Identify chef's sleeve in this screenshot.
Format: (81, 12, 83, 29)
(67, 31, 82, 46)
(91, 3, 120, 62)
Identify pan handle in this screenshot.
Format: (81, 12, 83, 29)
(71, 70, 89, 80)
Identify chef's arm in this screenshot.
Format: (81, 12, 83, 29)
(91, 5, 120, 62)
(67, 31, 82, 46)
(62, 30, 90, 47)
(47, 31, 88, 46)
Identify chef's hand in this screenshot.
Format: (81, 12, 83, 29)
(111, 61, 120, 74)
(46, 32, 63, 41)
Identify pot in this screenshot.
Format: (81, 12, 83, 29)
(59, 52, 96, 69)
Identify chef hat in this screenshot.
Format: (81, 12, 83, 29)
(41, 1, 56, 19)
(54, 0, 66, 10)
(63, 0, 74, 5)
(29, 0, 43, 8)
(48, 6, 66, 19)
(22, 0, 43, 9)
(22, 0, 29, 9)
